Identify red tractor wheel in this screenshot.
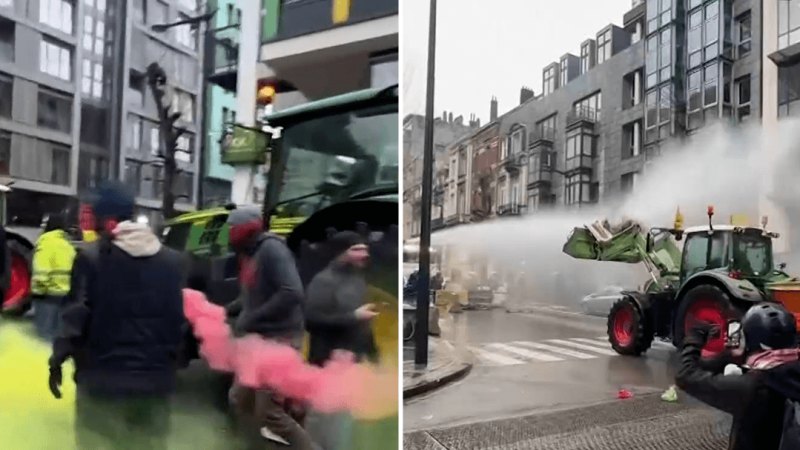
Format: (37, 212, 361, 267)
(676, 285, 742, 359)
(2, 247, 32, 315)
(607, 297, 653, 356)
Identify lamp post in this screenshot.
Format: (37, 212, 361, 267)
(149, 10, 216, 217)
(415, 0, 438, 368)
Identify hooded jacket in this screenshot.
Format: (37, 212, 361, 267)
(676, 333, 800, 450)
(305, 260, 377, 366)
(50, 221, 187, 397)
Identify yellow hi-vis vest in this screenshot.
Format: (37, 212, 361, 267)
(31, 230, 76, 297)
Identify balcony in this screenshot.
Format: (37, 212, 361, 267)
(564, 155, 594, 174)
(567, 106, 599, 129)
(262, 0, 398, 44)
(497, 203, 526, 216)
(528, 166, 554, 187)
(207, 25, 240, 92)
(500, 153, 523, 175)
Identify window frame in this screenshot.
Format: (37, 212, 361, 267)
(736, 11, 751, 58)
(37, 86, 73, 133)
(596, 29, 612, 65)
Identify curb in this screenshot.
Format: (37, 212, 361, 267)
(403, 360, 473, 400)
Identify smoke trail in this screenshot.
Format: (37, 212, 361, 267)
(429, 119, 800, 311)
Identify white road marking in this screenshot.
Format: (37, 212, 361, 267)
(514, 341, 596, 359)
(572, 337, 618, 348)
(470, 347, 526, 366)
(485, 342, 564, 362)
(546, 339, 619, 356)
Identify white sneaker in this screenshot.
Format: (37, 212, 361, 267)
(260, 426, 291, 446)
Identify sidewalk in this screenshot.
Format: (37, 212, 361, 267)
(403, 337, 473, 399)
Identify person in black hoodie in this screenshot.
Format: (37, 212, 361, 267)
(676, 302, 800, 450)
(223, 206, 313, 450)
(47, 182, 186, 450)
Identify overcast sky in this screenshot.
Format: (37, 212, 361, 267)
(402, 0, 634, 123)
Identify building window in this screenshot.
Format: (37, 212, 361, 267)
(622, 120, 642, 160)
(580, 42, 591, 74)
(37, 87, 73, 133)
(623, 69, 643, 108)
(621, 172, 637, 194)
(704, 63, 718, 107)
(565, 133, 593, 161)
(176, 134, 193, 163)
(176, 172, 194, 203)
(128, 114, 142, 149)
(40, 0, 74, 35)
(40, 38, 72, 81)
(0, 130, 9, 176)
(736, 12, 751, 57)
(646, 0, 672, 34)
(80, 103, 108, 147)
(778, 63, 800, 118)
(0, 73, 11, 119)
(78, 153, 109, 190)
(573, 91, 602, 121)
(508, 129, 523, 157)
(124, 159, 142, 196)
(543, 66, 557, 95)
(172, 90, 195, 123)
(84, 0, 107, 12)
(779, 0, 800, 49)
(596, 29, 612, 64)
(127, 71, 145, 106)
(646, 28, 671, 89)
(132, 0, 146, 23)
(179, 0, 197, 11)
(151, 1, 168, 26)
(82, 59, 104, 99)
(645, 88, 671, 142)
(565, 173, 591, 206)
(735, 75, 751, 122)
(560, 57, 569, 87)
(0, 17, 13, 63)
(176, 14, 198, 50)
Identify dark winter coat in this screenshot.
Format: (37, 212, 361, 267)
(305, 261, 377, 366)
(676, 333, 800, 450)
(229, 233, 305, 340)
(49, 222, 187, 397)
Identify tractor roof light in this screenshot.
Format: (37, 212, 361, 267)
(707, 205, 715, 233)
(762, 215, 769, 230)
(674, 207, 684, 231)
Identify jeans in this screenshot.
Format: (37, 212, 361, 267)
(75, 389, 172, 450)
(32, 297, 62, 342)
(304, 411, 354, 450)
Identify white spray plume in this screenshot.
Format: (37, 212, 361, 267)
(429, 118, 800, 310)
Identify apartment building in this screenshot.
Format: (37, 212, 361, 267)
(0, 0, 205, 228)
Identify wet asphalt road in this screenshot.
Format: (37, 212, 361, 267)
(404, 305, 684, 431)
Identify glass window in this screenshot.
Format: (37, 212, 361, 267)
(737, 76, 751, 105)
(40, 0, 74, 35)
(0, 18, 12, 63)
(133, 0, 146, 23)
(37, 87, 73, 133)
(0, 72, 10, 119)
(50, 142, 70, 185)
(40, 39, 72, 81)
(704, 63, 718, 106)
(737, 12, 751, 57)
(581, 43, 590, 74)
(646, 36, 658, 75)
(659, 85, 671, 124)
(0, 130, 9, 176)
(176, 14, 197, 50)
(560, 58, 569, 87)
(778, 63, 800, 109)
(646, 90, 658, 128)
(597, 30, 612, 64)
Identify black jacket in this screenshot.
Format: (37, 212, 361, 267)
(676, 334, 800, 450)
(230, 233, 304, 339)
(50, 223, 187, 397)
(305, 261, 377, 366)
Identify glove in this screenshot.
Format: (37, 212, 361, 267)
(48, 365, 62, 399)
(688, 320, 720, 344)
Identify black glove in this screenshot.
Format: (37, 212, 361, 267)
(48, 365, 62, 399)
(688, 320, 720, 344)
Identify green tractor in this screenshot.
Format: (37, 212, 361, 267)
(163, 85, 399, 365)
(563, 206, 798, 359)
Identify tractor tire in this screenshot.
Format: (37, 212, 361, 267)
(607, 296, 654, 356)
(674, 284, 743, 358)
(1, 239, 33, 316)
(403, 319, 415, 342)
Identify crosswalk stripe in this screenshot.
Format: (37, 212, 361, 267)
(547, 339, 619, 356)
(470, 347, 525, 366)
(486, 343, 564, 362)
(572, 337, 616, 348)
(514, 341, 596, 359)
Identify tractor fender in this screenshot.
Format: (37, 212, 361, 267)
(676, 271, 765, 305)
(621, 290, 652, 313)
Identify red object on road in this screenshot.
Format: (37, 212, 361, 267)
(617, 389, 633, 399)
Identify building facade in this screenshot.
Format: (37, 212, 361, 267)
(0, 0, 205, 228)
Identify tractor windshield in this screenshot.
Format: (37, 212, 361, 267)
(275, 104, 398, 220)
(733, 232, 773, 276)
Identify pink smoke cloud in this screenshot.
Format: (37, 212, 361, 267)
(182, 289, 398, 419)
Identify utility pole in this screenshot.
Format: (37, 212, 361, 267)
(415, 0, 438, 368)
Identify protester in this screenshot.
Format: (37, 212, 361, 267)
(224, 207, 313, 450)
(47, 182, 187, 450)
(675, 303, 800, 450)
(304, 231, 378, 450)
(31, 213, 76, 341)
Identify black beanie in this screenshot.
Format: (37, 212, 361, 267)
(328, 231, 366, 258)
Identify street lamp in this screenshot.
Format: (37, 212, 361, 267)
(415, 0, 438, 368)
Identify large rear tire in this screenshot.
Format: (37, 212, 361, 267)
(607, 297, 654, 356)
(2, 240, 32, 316)
(675, 284, 743, 359)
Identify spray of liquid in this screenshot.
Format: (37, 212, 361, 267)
(431, 118, 800, 311)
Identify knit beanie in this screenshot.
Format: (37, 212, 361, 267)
(92, 181, 135, 221)
(327, 231, 366, 259)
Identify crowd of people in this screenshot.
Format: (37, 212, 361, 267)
(29, 181, 380, 450)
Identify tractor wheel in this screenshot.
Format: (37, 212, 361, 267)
(607, 297, 654, 356)
(1, 239, 33, 316)
(403, 319, 415, 342)
(675, 285, 743, 359)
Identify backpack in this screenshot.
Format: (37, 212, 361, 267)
(779, 399, 800, 450)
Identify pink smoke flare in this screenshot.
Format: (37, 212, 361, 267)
(182, 289, 397, 418)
